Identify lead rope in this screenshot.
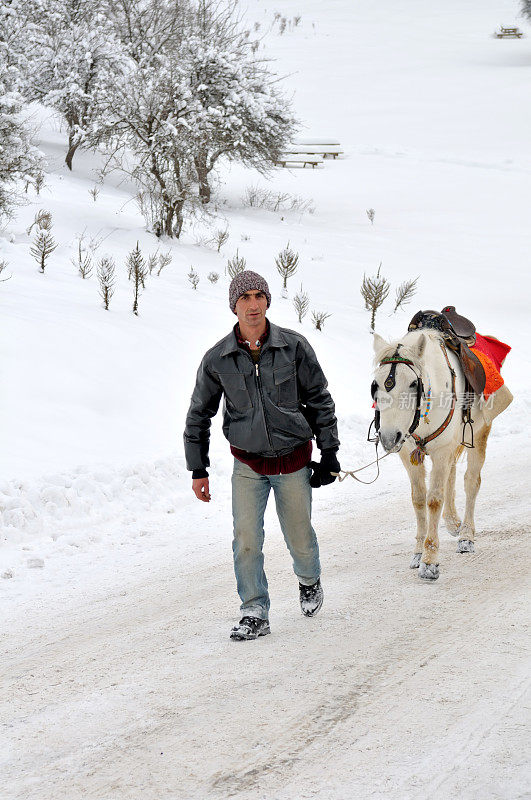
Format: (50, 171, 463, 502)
(330, 443, 391, 485)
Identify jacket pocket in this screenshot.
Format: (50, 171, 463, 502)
(217, 372, 252, 411)
(274, 361, 298, 407)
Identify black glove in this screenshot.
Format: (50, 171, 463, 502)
(309, 450, 340, 488)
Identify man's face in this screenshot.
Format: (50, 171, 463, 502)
(235, 290, 268, 329)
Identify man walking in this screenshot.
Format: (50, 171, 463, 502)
(184, 271, 340, 640)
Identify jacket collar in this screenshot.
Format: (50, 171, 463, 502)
(220, 320, 289, 357)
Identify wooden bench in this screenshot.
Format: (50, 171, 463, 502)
(495, 26, 523, 38)
(284, 140, 344, 159)
(274, 155, 323, 169)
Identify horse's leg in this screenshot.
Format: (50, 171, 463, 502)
(399, 449, 426, 569)
(443, 445, 463, 536)
(457, 424, 491, 553)
(419, 448, 452, 581)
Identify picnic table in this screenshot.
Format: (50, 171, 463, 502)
(494, 26, 523, 38)
(285, 140, 344, 159)
(274, 155, 323, 169)
(273, 139, 343, 169)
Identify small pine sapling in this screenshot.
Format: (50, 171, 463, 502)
(34, 173, 45, 196)
(147, 251, 159, 275)
(188, 267, 199, 289)
(394, 277, 419, 313)
(31, 229, 58, 273)
(128, 242, 148, 314)
(226, 249, 246, 278)
(26, 209, 52, 235)
(71, 235, 93, 279)
(207, 271, 219, 284)
(213, 228, 229, 252)
(156, 251, 172, 276)
(292, 285, 309, 323)
(127, 242, 147, 288)
(312, 310, 332, 331)
(360, 263, 390, 330)
(97, 256, 116, 310)
(366, 208, 375, 225)
(276, 242, 299, 290)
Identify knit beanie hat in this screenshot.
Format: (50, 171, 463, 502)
(229, 270, 271, 313)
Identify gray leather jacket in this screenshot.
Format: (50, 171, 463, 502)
(184, 322, 339, 471)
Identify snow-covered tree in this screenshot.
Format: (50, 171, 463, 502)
(89, 0, 198, 236)
(88, 0, 296, 233)
(185, 0, 297, 204)
(0, 64, 44, 222)
(522, 1, 531, 20)
(106, 0, 192, 63)
(96, 53, 199, 237)
(20, 0, 128, 169)
(0, 1, 36, 92)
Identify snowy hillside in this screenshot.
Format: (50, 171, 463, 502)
(2, 1, 530, 798)
(2, 0, 529, 483)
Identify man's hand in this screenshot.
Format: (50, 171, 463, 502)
(309, 450, 341, 488)
(192, 477, 211, 502)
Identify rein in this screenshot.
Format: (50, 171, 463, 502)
(331, 446, 392, 485)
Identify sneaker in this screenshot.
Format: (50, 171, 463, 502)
(299, 579, 323, 617)
(230, 616, 271, 641)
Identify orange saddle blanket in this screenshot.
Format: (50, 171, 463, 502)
(470, 334, 511, 399)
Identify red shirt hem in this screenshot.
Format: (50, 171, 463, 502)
(231, 440, 312, 475)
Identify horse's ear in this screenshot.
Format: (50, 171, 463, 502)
(372, 333, 387, 355)
(414, 333, 426, 360)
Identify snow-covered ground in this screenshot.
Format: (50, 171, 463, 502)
(2, 1, 530, 798)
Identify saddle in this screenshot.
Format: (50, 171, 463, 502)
(408, 306, 486, 396)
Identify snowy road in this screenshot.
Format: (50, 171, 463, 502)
(3, 438, 529, 800)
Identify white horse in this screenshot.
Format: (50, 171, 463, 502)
(372, 330, 512, 580)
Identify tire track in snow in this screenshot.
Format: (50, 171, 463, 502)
(2, 444, 529, 800)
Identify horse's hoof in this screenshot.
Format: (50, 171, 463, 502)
(410, 553, 422, 569)
(419, 562, 440, 581)
(444, 517, 461, 537)
(457, 539, 475, 554)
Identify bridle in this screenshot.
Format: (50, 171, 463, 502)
(370, 341, 458, 465)
(369, 347, 424, 440)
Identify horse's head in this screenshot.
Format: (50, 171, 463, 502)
(371, 332, 426, 453)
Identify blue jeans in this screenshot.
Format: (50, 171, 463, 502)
(231, 459, 321, 620)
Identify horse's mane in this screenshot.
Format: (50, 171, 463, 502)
(373, 330, 442, 366)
